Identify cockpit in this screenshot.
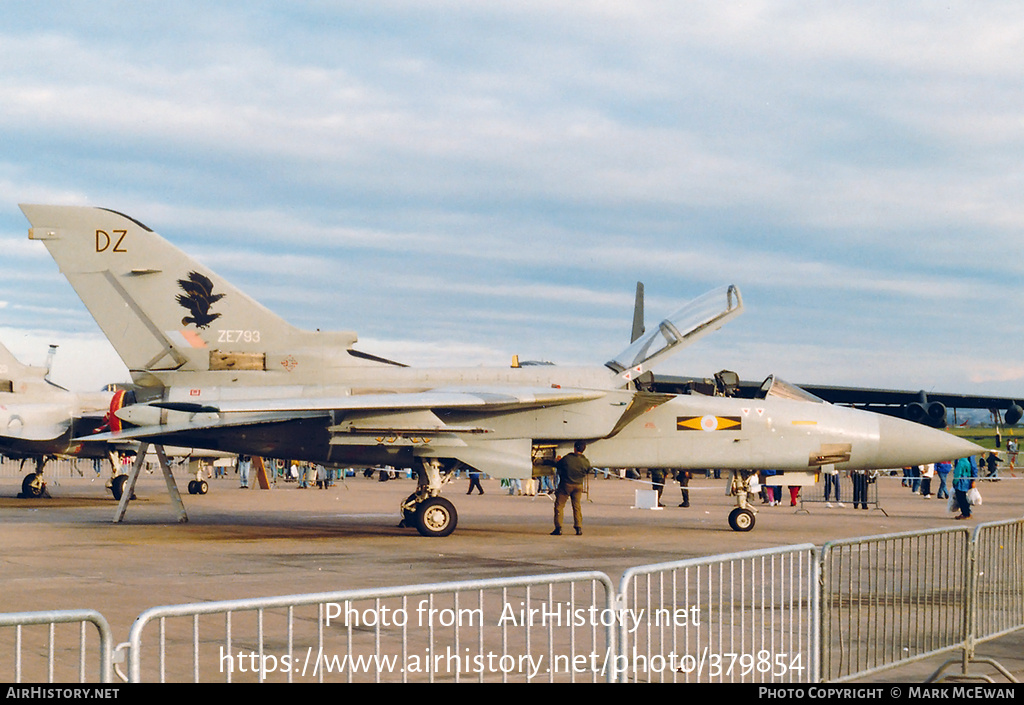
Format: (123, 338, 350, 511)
(648, 370, 827, 403)
(756, 375, 825, 403)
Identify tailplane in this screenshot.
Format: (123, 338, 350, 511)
(21, 205, 363, 385)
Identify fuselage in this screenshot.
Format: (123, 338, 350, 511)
(124, 362, 980, 473)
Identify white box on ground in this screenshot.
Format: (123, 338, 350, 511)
(633, 489, 662, 510)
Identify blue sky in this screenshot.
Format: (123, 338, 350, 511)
(1, 1, 1022, 398)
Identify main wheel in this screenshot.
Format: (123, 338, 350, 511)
(21, 473, 45, 498)
(196, 479, 209, 495)
(111, 475, 129, 501)
(187, 480, 198, 495)
(728, 507, 755, 532)
(414, 496, 458, 537)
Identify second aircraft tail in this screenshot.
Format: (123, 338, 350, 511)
(0, 339, 45, 393)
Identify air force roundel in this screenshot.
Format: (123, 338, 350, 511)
(676, 415, 742, 432)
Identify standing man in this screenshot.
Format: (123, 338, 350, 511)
(934, 460, 952, 500)
(466, 469, 484, 495)
(823, 466, 843, 507)
(238, 454, 251, 489)
(649, 468, 666, 508)
(851, 468, 869, 510)
(677, 469, 691, 508)
(952, 456, 977, 520)
(552, 441, 591, 536)
(984, 451, 999, 479)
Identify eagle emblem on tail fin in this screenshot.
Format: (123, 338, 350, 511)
(176, 271, 224, 329)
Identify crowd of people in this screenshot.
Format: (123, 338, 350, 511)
(489, 450, 1005, 526)
(188, 444, 1006, 531)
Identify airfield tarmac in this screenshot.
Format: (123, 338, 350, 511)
(2, 465, 1022, 683)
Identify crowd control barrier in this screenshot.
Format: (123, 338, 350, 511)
(126, 572, 616, 683)
(0, 609, 113, 683)
(3, 519, 1021, 683)
(820, 527, 971, 681)
(617, 544, 819, 683)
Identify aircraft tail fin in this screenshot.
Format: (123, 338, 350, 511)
(21, 204, 361, 385)
(0, 340, 28, 375)
(0, 339, 48, 392)
(631, 281, 645, 344)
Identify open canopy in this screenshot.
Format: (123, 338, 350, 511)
(607, 284, 743, 382)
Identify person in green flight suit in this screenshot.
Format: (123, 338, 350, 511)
(551, 441, 591, 536)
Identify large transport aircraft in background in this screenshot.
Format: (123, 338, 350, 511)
(21, 204, 982, 535)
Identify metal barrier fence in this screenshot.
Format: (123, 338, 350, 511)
(126, 572, 616, 683)
(617, 545, 819, 683)
(972, 519, 1024, 645)
(0, 456, 98, 481)
(820, 527, 972, 681)
(4, 520, 1022, 683)
(820, 518, 1024, 682)
(795, 471, 885, 514)
(925, 519, 1024, 681)
(0, 610, 113, 683)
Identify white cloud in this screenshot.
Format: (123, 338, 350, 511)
(0, 2, 1021, 397)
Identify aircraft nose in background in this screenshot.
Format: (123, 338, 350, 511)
(873, 414, 983, 468)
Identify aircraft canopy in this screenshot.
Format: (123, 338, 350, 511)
(607, 284, 742, 380)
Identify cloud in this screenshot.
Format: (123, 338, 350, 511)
(0, 2, 1022, 397)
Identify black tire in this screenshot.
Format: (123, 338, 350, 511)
(728, 507, 755, 532)
(187, 480, 198, 495)
(414, 496, 458, 537)
(21, 473, 45, 498)
(197, 480, 209, 495)
(111, 475, 129, 501)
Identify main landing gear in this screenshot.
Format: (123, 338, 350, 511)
(111, 474, 129, 501)
(726, 470, 759, 532)
(399, 459, 459, 537)
(19, 457, 48, 498)
(21, 471, 46, 498)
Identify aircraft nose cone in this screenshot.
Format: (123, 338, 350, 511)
(873, 414, 983, 468)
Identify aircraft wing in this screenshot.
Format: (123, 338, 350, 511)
(80, 386, 608, 480)
(150, 386, 607, 415)
(82, 409, 330, 442)
(794, 384, 1021, 409)
(0, 420, 71, 443)
(794, 384, 1024, 428)
(84, 386, 607, 441)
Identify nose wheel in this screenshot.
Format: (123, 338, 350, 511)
(728, 507, 755, 532)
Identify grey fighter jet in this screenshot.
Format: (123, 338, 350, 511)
(0, 340, 114, 497)
(21, 205, 982, 534)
